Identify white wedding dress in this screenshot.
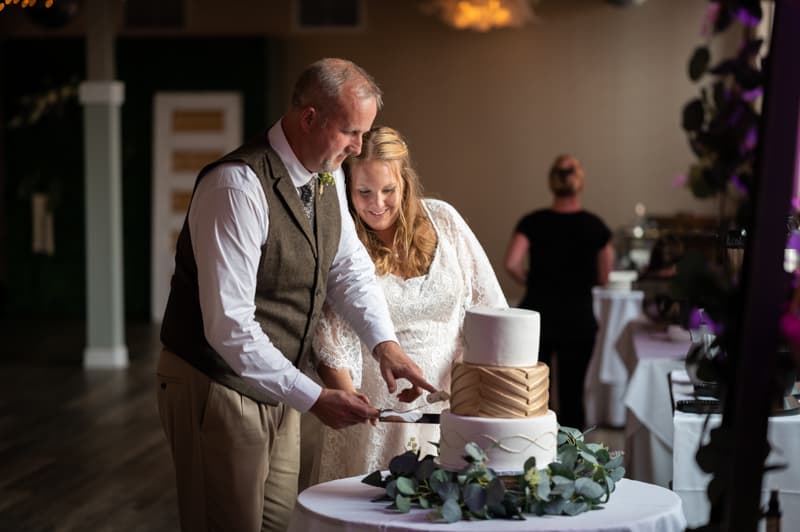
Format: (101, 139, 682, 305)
(308, 199, 507, 484)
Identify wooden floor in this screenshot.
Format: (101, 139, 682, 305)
(0, 321, 179, 532)
(0, 320, 624, 532)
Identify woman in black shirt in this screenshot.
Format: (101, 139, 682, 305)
(504, 154, 613, 430)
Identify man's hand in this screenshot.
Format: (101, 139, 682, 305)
(374, 341, 438, 402)
(310, 388, 378, 429)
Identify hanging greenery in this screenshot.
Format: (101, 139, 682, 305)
(681, 0, 764, 226)
(674, 0, 766, 380)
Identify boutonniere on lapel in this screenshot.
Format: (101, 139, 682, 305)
(318, 172, 335, 197)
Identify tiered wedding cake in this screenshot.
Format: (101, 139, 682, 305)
(438, 307, 558, 474)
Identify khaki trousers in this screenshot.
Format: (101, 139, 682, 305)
(157, 349, 300, 532)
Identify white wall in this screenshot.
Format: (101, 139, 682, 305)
(1, 0, 725, 302)
(281, 0, 720, 302)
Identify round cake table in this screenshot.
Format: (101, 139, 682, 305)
(287, 476, 686, 532)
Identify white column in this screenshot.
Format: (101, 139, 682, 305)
(80, 81, 128, 369)
(80, 0, 127, 369)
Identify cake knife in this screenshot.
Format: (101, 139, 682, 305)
(379, 411, 441, 424)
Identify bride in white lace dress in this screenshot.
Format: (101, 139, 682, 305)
(306, 127, 507, 484)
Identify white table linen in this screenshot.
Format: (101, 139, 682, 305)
(584, 288, 644, 427)
(619, 321, 689, 486)
(671, 369, 800, 530)
(288, 476, 687, 532)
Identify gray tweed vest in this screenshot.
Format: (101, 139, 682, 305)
(160, 133, 341, 405)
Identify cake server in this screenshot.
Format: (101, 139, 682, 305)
(378, 391, 448, 423)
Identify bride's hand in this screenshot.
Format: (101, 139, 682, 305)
(396, 386, 419, 403)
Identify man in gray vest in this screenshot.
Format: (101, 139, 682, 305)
(156, 58, 436, 532)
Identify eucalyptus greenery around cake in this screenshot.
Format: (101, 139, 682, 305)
(362, 426, 624, 523)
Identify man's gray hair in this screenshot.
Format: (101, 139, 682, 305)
(291, 58, 383, 112)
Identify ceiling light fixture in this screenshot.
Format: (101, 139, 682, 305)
(422, 0, 536, 32)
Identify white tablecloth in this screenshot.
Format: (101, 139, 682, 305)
(618, 321, 689, 487)
(584, 288, 645, 428)
(288, 476, 687, 532)
(671, 370, 800, 530)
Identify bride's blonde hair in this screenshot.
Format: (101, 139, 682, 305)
(345, 126, 436, 277)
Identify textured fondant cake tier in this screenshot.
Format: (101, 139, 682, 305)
(462, 307, 540, 367)
(438, 409, 558, 473)
(449, 362, 549, 418)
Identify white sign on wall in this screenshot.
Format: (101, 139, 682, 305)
(150, 92, 242, 322)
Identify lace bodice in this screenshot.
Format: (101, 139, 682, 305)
(309, 199, 507, 483)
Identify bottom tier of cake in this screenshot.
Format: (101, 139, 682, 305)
(437, 409, 558, 474)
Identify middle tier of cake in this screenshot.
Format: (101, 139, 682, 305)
(449, 361, 549, 418)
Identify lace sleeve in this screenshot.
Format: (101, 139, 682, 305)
(428, 199, 508, 310)
(311, 302, 364, 389)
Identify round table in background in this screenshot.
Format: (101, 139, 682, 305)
(584, 288, 645, 428)
(288, 476, 686, 532)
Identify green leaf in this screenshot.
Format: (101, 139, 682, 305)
(535, 477, 551, 500)
(563, 501, 589, 516)
(396, 494, 411, 513)
(504, 498, 524, 519)
(386, 479, 397, 499)
(551, 479, 575, 499)
(389, 451, 418, 476)
(609, 466, 625, 482)
(430, 469, 450, 493)
(416, 456, 436, 481)
(559, 445, 578, 470)
(551, 474, 572, 485)
(579, 451, 599, 465)
(441, 498, 463, 523)
(575, 461, 594, 476)
(682, 99, 705, 132)
(486, 477, 505, 506)
(549, 463, 575, 479)
(595, 448, 611, 464)
(559, 426, 582, 442)
(543, 498, 566, 515)
(523, 456, 537, 473)
(419, 495, 430, 509)
(689, 46, 711, 81)
(438, 481, 460, 502)
(688, 165, 717, 198)
(524, 467, 541, 487)
(463, 483, 487, 513)
(575, 477, 605, 500)
(488, 502, 507, 517)
(606, 454, 624, 470)
(396, 476, 417, 496)
(362, 470, 384, 487)
(464, 442, 486, 463)
(585, 443, 604, 453)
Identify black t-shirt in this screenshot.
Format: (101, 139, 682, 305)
(515, 209, 611, 335)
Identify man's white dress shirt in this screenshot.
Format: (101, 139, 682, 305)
(187, 119, 397, 412)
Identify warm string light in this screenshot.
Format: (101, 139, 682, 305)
(423, 0, 535, 32)
(0, 0, 54, 13)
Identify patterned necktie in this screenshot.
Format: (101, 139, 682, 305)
(298, 177, 316, 225)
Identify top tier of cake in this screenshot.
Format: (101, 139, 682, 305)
(463, 307, 541, 367)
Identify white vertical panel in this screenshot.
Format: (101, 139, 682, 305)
(150, 92, 242, 322)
